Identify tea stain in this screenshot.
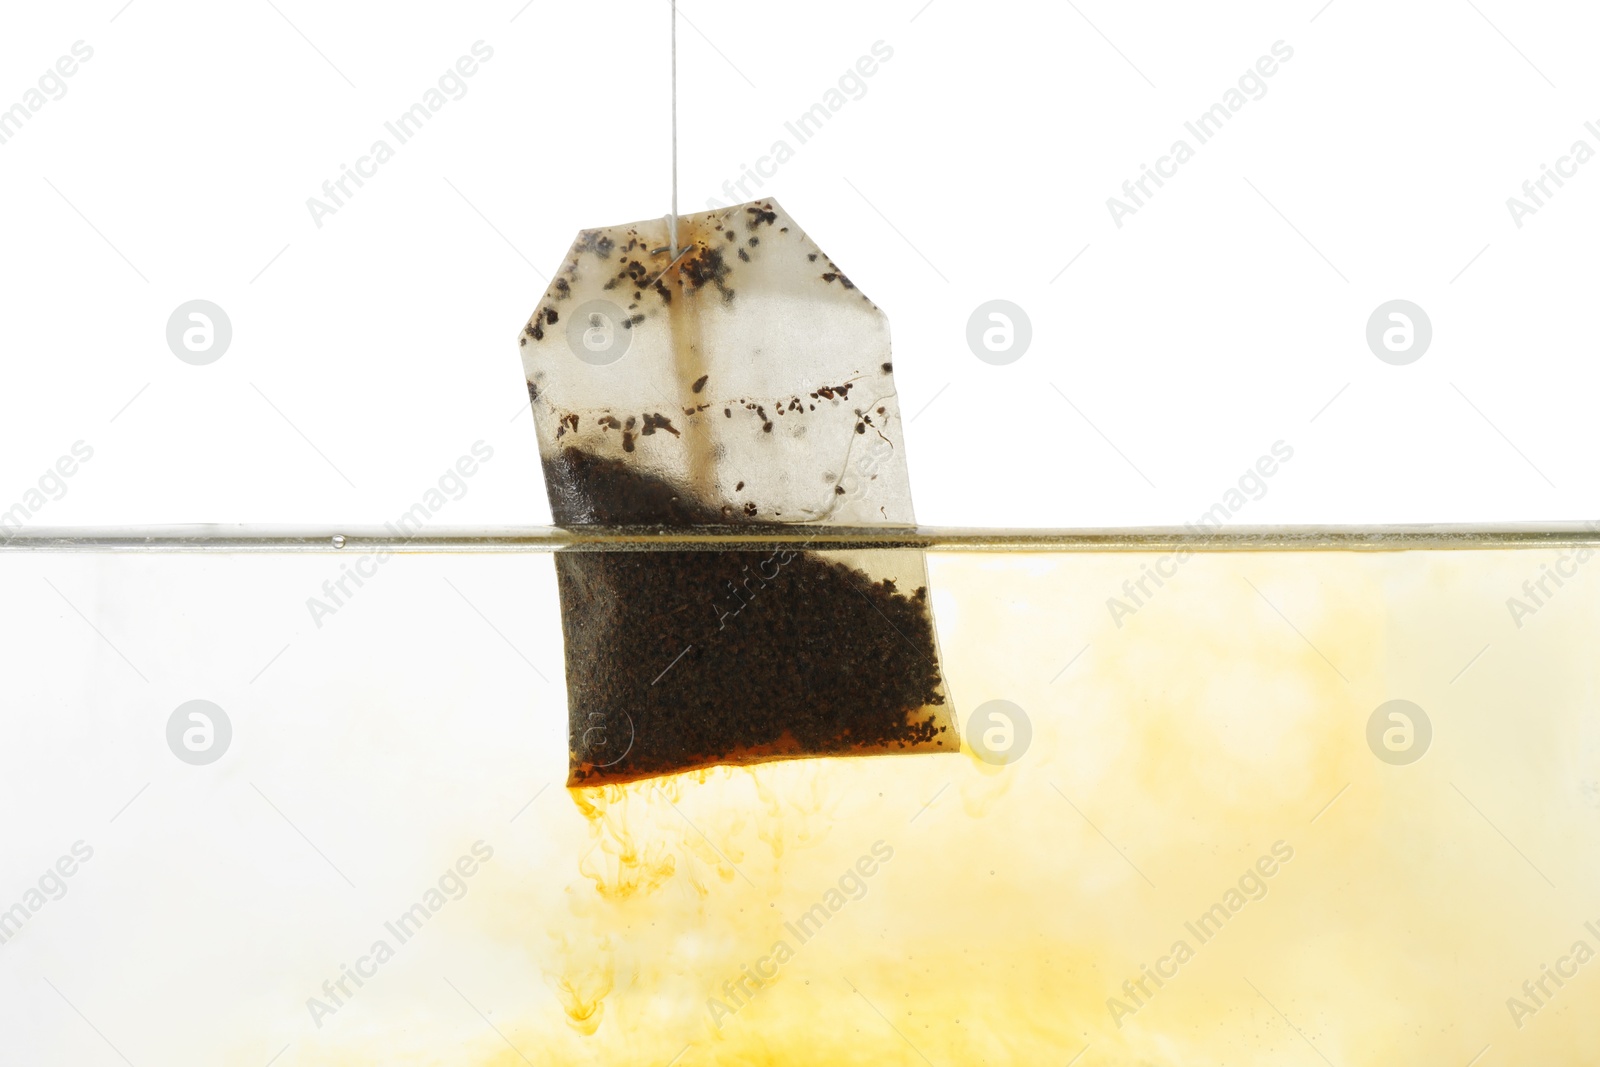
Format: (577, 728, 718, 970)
(284, 550, 1600, 1066)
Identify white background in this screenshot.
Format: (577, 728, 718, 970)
(2, 0, 1596, 532)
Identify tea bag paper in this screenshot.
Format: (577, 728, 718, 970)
(520, 200, 954, 784)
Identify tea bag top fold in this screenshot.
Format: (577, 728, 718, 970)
(520, 199, 915, 527)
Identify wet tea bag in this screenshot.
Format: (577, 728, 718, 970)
(521, 199, 954, 785)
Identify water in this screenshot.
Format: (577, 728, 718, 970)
(2, 529, 1597, 1064)
(2, 523, 1595, 552)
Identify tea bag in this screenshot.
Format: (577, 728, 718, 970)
(521, 199, 953, 785)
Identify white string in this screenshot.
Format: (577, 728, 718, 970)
(669, 0, 679, 256)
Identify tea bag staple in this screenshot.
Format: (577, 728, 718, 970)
(521, 199, 954, 785)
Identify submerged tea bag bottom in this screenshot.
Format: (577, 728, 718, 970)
(521, 200, 953, 784)
(559, 547, 948, 785)
(549, 457, 949, 785)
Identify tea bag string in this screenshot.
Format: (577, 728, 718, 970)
(669, 0, 680, 257)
